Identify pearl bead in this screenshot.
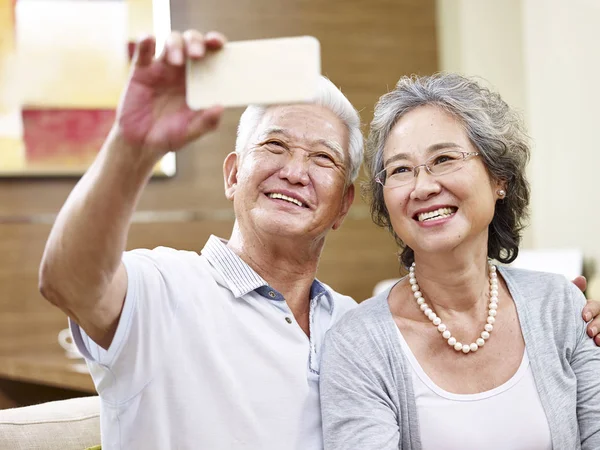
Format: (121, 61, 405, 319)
(411, 261, 498, 355)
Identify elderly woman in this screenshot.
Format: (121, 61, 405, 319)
(320, 73, 600, 449)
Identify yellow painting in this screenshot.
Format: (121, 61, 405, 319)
(0, 0, 175, 177)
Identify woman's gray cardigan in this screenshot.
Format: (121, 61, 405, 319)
(320, 267, 600, 449)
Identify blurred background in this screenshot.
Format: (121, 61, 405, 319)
(0, 0, 597, 411)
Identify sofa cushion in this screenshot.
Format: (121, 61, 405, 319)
(0, 396, 100, 450)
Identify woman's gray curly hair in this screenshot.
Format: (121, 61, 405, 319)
(364, 73, 531, 268)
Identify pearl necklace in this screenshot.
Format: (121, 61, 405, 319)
(408, 260, 498, 354)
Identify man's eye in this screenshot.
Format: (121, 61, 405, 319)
(316, 153, 335, 162)
(264, 140, 286, 152)
(312, 153, 339, 167)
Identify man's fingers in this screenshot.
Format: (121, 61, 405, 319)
(183, 30, 206, 59)
(587, 319, 599, 337)
(572, 275, 587, 292)
(159, 32, 185, 66)
(133, 35, 156, 67)
(157, 30, 225, 65)
(583, 298, 600, 323)
(204, 31, 227, 50)
(584, 298, 600, 345)
(186, 106, 224, 141)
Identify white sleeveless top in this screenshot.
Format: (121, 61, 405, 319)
(396, 328, 552, 450)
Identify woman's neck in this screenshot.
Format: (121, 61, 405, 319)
(412, 248, 492, 315)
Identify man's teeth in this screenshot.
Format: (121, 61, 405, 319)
(418, 208, 455, 222)
(268, 193, 304, 207)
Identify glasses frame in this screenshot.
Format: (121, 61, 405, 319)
(375, 150, 480, 189)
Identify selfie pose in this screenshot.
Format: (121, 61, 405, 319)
(39, 30, 600, 450)
(320, 73, 600, 449)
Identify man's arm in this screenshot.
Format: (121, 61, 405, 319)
(39, 31, 225, 350)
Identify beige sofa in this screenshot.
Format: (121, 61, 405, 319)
(0, 396, 100, 450)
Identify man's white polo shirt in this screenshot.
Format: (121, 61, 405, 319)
(70, 235, 357, 450)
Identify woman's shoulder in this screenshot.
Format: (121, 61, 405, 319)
(328, 290, 394, 341)
(500, 266, 581, 300)
(499, 265, 586, 325)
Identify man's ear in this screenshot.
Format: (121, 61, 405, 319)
(332, 183, 355, 231)
(223, 152, 239, 201)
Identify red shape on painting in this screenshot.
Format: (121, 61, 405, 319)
(22, 109, 116, 166)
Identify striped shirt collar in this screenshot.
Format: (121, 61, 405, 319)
(201, 235, 329, 302)
(201, 235, 267, 297)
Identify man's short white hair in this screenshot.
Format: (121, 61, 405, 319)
(234, 76, 364, 184)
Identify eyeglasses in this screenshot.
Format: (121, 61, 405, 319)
(375, 150, 480, 189)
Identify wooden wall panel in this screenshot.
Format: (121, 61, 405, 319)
(0, 0, 437, 404)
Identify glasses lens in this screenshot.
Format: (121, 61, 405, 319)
(427, 150, 465, 176)
(379, 163, 414, 188)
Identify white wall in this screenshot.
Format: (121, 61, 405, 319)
(436, 0, 600, 272)
(522, 0, 600, 269)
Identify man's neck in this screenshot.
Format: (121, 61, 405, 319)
(227, 226, 324, 335)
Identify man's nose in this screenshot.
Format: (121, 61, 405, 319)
(278, 152, 310, 185)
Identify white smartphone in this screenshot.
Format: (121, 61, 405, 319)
(186, 36, 321, 109)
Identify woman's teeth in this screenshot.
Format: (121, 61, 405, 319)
(418, 207, 455, 222)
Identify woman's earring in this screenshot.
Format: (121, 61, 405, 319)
(497, 189, 506, 199)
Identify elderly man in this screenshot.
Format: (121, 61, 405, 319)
(39, 31, 600, 450)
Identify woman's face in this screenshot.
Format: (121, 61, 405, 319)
(381, 105, 503, 258)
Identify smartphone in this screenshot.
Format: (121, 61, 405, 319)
(186, 36, 321, 109)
